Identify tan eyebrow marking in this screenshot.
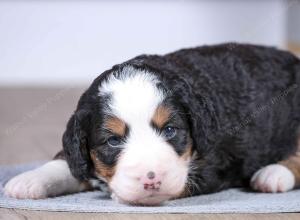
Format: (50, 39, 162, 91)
(105, 116, 126, 136)
(90, 150, 115, 181)
(152, 105, 171, 128)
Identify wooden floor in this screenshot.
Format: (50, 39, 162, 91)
(1, 208, 300, 220)
(0, 87, 299, 219)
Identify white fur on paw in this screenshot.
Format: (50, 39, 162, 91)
(4, 170, 48, 199)
(250, 164, 295, 193)
(4, 160, 83, 199)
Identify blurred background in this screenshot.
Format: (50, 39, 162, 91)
(0, 0, 300, 164)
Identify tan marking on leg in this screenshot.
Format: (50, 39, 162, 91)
(279, 140, 300, 186)
(280, 153, 300, 186)
(90, 150, 115, 181)
(105, 116, 126, 136)
(152, 105, 171, 129)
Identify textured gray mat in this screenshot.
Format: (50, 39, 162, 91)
(0, 163, 300, 213)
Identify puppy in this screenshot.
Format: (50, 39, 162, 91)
(4, 43, 300, 205)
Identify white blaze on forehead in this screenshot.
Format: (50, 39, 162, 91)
(99, 66, 165, 124)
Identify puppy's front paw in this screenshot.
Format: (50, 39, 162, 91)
(4, 170, 48, 199)
(250, 164, 295, 193)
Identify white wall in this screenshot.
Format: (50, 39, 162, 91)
(287, 0, 300, 44)
(0, 0, 288, 86)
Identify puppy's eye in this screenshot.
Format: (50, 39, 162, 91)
(107, 136, 122, 147)
(162, 126, 177, 140)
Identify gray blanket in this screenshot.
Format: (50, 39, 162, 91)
(0, 162, 300, 213)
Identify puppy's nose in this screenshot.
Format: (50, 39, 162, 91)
(147, 171, 155, 180)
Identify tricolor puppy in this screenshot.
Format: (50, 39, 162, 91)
(4, 43, 300, 205)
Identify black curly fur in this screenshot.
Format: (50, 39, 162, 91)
(62, 43, 300, 196)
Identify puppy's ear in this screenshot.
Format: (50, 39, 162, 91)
(62, 109, 92, 180)
(172, 77, 218, 154)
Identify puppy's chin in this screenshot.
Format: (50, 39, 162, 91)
(111, 191, 174, 205)
(109, 173, 187, 205)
